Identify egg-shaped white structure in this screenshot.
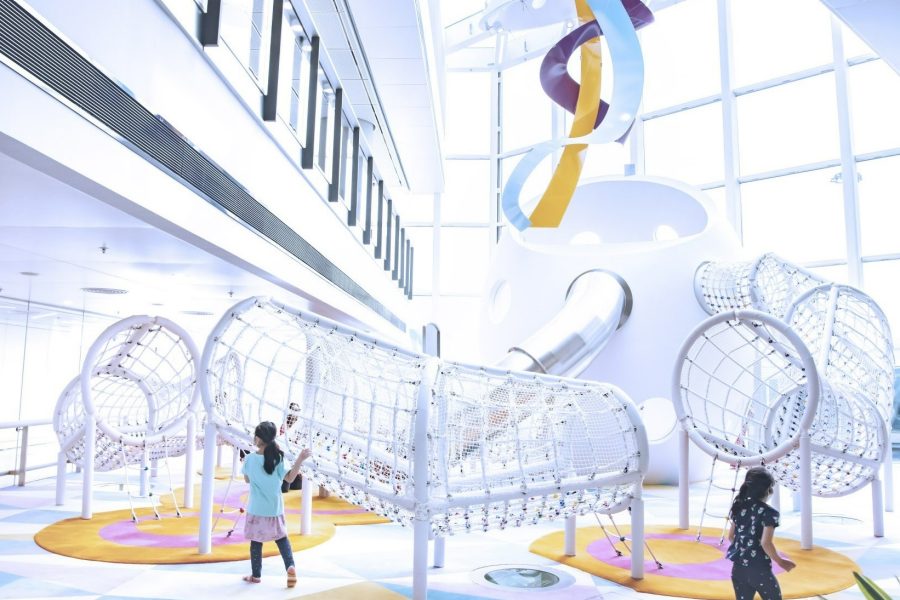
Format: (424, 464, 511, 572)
(479, 176, 742, 482)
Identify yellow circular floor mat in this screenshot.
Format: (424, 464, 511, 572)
(529, 524, 858, 599)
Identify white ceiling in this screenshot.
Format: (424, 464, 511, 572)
(0, 150, 346, 338)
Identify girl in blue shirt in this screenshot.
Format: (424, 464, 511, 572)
(241, 421, 311, 587)
(726, 467, 796, 600)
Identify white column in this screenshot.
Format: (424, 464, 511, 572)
(183, 413, 196, 509)
(800, 433, 813, 549)
(412, 360, 437, 600)
(884, 447, 894, 513)
(564, 515, 577, 556)
(678, 428, 689, 529)
(717, 0, 743, 238)
(770, 484, 780, 512)
(830, 16, 863, 288)
(872, 473, 884, 538)
(140, 447, 150, 498)
(301, 476, 313, 535)
(55, 451, 68, 505)
(17, 426, 29, 487)
(433, 536, 446, 568)
(82, 415, 96, 519)
(198, 420, 218, 554)
(631, 496, 645, 580)
(216, 443, 223, 468)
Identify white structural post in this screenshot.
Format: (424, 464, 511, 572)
(678, 428, 689, 529)
(872, 472, 884, 537)
(216, 444, 223, 468)
(17, 425, 28, 487)
(564, 515, 577, 556)
(433, 537, 446, 568)
(412, 360, 437, 600)
(300, 475, 313, 535)
(140, 447, 150, 498)
(800, 432, 813, 549)
(884, 447, 894, 513)
(55, 451, 67, 505)
(183, 413, 196, 509)
(422, 323, 444, 569)
(82, 415, 96, 519)
(770, 484, 780, 512)
(150, 459, 159, 479)
(198, 419, 218, 554)
(631, 495, 645, 579)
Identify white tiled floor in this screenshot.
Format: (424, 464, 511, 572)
(0, 463, 898, 600)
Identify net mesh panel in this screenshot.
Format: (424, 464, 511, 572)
(766, 380, 884, 496)
(203, 298, 645, 535)
(696, 253, 825, 318)
(688, 258, 892, 497)
(54, 319, 198, 471)
(677, 316, 813, 462)
(788, 285, 894, 423)
(430, 363, 641, 534)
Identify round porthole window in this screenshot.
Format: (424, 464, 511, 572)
(472, 564, 575, 592)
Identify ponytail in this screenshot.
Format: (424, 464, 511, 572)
(730, 467, 775, 518)
(254, 421, 284, 475)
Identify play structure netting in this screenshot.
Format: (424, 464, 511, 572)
(675, 253, 893, 546)
(54, 315, 201, 516)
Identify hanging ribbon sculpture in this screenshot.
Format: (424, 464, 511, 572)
(502, 0, 653, 230)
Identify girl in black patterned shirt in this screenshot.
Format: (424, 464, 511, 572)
(726, 467, 796, 600)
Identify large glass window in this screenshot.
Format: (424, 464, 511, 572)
(740, 168, 846, 263)
(442, 160, 491, 223)
(445, 71, 492, 154)
(862, 260, 900, 349)
(276, 27, 310, 144)
(501, 58, 553, 151)
(640, 0, 720, 111)
(643, 102, 724, 185)
(439, 227, 491, 296)
(858, 155, 900, 257)
(737, 74, 840, 175)
(219, 0, 272, 90)
(849, 60, 900, 155)
(406, 226, 434, 294)
(731, 0, 834, 87)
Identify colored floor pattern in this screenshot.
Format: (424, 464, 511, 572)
(530, 525, 858, 599)
(0, 463, 898, 599)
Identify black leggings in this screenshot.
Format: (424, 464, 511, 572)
(249, 537, 295, 578)
(731, 563, 782, 600)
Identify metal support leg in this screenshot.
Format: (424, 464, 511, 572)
(800, 433, 812, 549)
(564, 515, 577, 556)
(883, 444, 893, 512)
(140, 448, 150, 498)
(82, 416, 95, 519)
(301, 477, 313, 535)
(183, 414, 196, 509)
(198, 420, 218, 554)
(17, 426, 28, 486)
(433, 536, 445, 568)
(631, 496, 645, 580)
(678, 428, 689, 529)
(55, 451, 67, 505)
(872, 475, 884, 537)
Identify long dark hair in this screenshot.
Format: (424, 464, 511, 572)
(730, 466, 774, 517)
(254, 421, 284, 475)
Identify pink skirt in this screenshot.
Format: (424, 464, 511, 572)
(244, 513, 288, 542)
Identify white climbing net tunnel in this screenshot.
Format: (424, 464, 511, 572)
(197, 297, 648, 599)
(675, 254, 893, 549)
(53, 315, 202, 519)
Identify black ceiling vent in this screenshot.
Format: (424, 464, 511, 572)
(0, 0, 404, 330)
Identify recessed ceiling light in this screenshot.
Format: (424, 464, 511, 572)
(151, 302, 165, 306)
(81, 287, 129, 295)
(20, 271, 39, 276)
(182, 310, 214, 316)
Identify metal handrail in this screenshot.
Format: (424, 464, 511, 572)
(0, 418, 54, 486)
